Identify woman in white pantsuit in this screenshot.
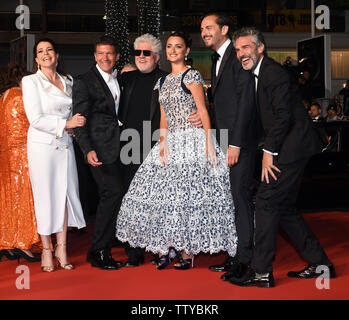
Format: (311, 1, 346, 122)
(22, 38, 86, 272)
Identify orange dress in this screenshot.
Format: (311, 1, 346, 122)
(0, 88, 40, 250)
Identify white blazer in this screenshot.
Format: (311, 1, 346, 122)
(22, 70, 86, 235)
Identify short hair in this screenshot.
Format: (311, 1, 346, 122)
(202, 13, 233, 38)
(310, 102, 321, 110)
(94, 35, 120, 54)
(327, 103, 338, 112)
(168, 31, 192, 48)
(134, 33, 162, 55)
(232, 27, 267, 55)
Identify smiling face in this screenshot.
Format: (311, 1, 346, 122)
(310, 105, 321, 118)
(35, 41, 59, 70)
(166, 36, 190, 64)
(200, 15, 229, 51)
(234, 35, 264, 71)
(134, 42, 159, 73)
(94, 44, 119, 74)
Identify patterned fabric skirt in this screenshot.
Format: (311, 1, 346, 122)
(116, 128, 237, 256)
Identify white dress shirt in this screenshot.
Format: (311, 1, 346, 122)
(215, 39, 231, 76)
(96, 64, 121, 115)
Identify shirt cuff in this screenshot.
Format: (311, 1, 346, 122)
(263, 148, 278, 156)
(229, 145, 241, 149)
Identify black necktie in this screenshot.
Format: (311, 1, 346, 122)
(211, 52, 220, 85)
(211, 51, 220, 64)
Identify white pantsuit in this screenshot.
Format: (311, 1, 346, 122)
(22, 70, 86, 235)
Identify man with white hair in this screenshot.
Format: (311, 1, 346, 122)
(118, 33, 201, 267)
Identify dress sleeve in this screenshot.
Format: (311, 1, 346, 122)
(183, 69, 204, 85)
(22, 75, 66, 138)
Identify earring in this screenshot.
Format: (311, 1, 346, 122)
(185, 56, 188, 61)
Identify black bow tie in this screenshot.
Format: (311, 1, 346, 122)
(211, 52, 220, 63)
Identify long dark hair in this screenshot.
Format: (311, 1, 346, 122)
(33, 38, 71, 79)
(0, 63, 29, 93)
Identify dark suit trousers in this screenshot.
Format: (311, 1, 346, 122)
(252, 157, 332, 273)
(229, 146, 257, 264)
(88, 159, 124, 253)
(122, 162, 145, 261)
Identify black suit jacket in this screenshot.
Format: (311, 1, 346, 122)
(212, 42, 258, 149)
(256, 56, 320, 164)
(118, 67, 168, 141)
(72, 65, 121, 164)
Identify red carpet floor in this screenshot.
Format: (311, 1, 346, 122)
(0, 211, 348, 300)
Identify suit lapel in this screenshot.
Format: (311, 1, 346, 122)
(256, 57, 268, 110)
(92, 66, 117, 117)
(214, 42, 234, 93)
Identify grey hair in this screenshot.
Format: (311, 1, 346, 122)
(134, 33, 162, 55)
(232, 27, 267, 54)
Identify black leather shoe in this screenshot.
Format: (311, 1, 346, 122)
(221, 262, 249, 281)
(287, 263, 336, 279)
(229, 267, 275, 288)
(87, 250, 120, 270)
(124, 258, 144, 267)
(209, 257, 239, 272)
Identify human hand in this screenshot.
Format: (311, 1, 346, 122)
(159, 141, 169, 166)
(187, 109, 202, 128)
(226, 146, 240, 167)
(261, 152, 281, 184)
(87, 150, 102, 167)
(65, 128, 75, 137)
(66, 113, 86, 129)
(206, 141, 217, 167)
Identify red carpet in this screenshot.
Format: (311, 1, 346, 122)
(0, 211, 348, 300)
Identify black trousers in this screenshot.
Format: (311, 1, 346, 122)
(229, 146, 257, 264)
(252, 157, 332, 273)
(88, 159, 124, 253)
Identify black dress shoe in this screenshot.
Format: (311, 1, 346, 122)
(124, 258, 144, 267)
(87, 250, 120, 270)
(287, 264, 336, 279)
(221, 262, 249, 281)
(209, 257, 238, 272)
(229, 267, 275, 288)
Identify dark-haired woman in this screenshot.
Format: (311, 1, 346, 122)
(116, 32, 237, 270)
(0, 63, 41, 262)
(22, 38, 86, 272)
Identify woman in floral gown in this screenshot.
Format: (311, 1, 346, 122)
(116, 32, 237, 270)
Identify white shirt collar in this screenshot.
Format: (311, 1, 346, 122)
(253, 56, 264, 77)
(96, 64, 118, 83)
(216, 39, 231, 60)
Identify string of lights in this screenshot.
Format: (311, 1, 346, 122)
(137, 0, 161, 37)
(104, 0, 130, 70)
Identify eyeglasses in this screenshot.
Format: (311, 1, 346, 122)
(134, 50, 152, 56)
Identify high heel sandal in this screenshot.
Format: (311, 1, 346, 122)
(12, 248, 41, 263)
(174, 256, 194, 270)
(157, 254, 170, 270)
(0, 249, 18, 261)
(41, 248, 55, 272)
(54, 243, 74, 270)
